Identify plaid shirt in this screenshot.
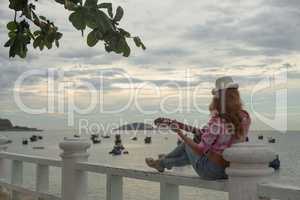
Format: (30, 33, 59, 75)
(197, 110, 251, 155)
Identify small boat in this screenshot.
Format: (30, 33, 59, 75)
(102, 134, 111, 139)
(90, 134, 99, 140)
(91, 134, 101, 144)
(131, 136, 138, 141)
(74, 134, 80, 138)
(30, 135, 38, 142)
(269, 155, 280, 170)
(22, 139, 28, 145)
(92, 138, 101, 144)
(33, 146, 45, 150)
(123, 150, 129, 154)
(268, 137, 276, 143)
(109, 147, 122, 156)
(258, 135, 264, 140)
(144, 136, 152, 144)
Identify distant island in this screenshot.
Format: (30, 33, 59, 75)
(115, 122, 154, 130)
(0, 118, 43, 132)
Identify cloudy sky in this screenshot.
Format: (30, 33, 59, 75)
(0, 0, 299, 131)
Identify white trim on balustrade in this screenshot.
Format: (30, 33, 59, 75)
(0, 152, 62, 167)
(0, 138, 299, 200)
(76, 162, 227, 191)
(258, 182, 300, 200)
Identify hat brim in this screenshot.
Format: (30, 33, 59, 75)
(212, 83, 239, 95)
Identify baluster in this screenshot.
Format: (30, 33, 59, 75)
(106, 174, 123, 200)
(160, 182, 179, 200)
(11, 160, 23, 200)
(59, 138, 91, 200)
(36, 164, 49, 193)
(0, 136, 9, 195)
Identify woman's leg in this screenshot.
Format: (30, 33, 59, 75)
(184, 145, 227, 180)
(183, 145, 200, 170)
(164, 143, 186, 159)
(160, 154, 190, 169)
(159, 143, 190, 169)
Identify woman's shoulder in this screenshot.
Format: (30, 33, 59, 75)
(240, 110, 251, 121)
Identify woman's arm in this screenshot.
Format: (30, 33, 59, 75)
(173, 129, 204, 156)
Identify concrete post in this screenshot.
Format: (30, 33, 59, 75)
(223, 142, 276, 200)
(0, 135, 9, 196)
(59, 138, 91, 200)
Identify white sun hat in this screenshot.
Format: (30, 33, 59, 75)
(212, 76, 239, 95)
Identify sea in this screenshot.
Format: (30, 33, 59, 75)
(1, 130, 300, 200)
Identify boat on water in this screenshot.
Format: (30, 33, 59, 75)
(33, 146, 45, 150)
(90, 134, 101, 144)
(144, 136, 152, 144)
(22, 139, 28, 145)
(102, 135, 111, 139)
(74, 134, 80, 138)
(131, 136, 138, 141)
(30, 135, 38, 142)
(268, 137, 276, 143)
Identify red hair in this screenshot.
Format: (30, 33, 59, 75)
(209, 88, 244, 139)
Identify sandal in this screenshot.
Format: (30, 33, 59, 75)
(145, 157, 165, 172)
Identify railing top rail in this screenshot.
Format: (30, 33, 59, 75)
(76, 162, 227, 192)
(0, 152, 62, 167)
(0, 179, 61, 200)
(258, 182, 300, 200)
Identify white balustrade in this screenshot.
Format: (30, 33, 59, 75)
(106, 174, 123, 200)
(0, 136, 298, 200)
(160, 182, 179, 200)
(36, 164, 49, 193)
(223, 142, 276, 200)
(59, 138, 91, 200)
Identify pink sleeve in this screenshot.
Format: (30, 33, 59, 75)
(198, 112, 222, 153)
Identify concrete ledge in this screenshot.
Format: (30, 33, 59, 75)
(76, 162, 228, 192)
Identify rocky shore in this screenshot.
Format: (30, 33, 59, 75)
(0, 118, 42, 132)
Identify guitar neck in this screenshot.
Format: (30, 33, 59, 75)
(175, 121, 202, 135)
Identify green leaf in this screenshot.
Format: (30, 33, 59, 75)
(85, 10, 98, 29)
(114, 6, 124, 22)
(55, 39, 59, 48)
(121, 39, 130, 57)
(7, 21, 18, 31)
(33, 30, 41, 36)
(119, 28, 130, 37)
(64, 0, 78, 11)
(33, 37, 42, 49)
(9, 0, 27, 11)
(87, 30, 99, 47)
(54, 0, 64, 4)
(4, 40, 11, 47)
(98, 3, 113, 18)
(95, 10, 113, 32)
(133, 37, 146, 50)
(84, 0, 98, 7)
(8, 31, 16, 38)
(39, 16, 47, 21)
(56, 32, 63, 40)
(69, 9, 86, 31)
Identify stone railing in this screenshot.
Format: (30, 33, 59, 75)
(0, 136, 299, 200)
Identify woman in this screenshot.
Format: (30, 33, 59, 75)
(145, 76, 251, 180)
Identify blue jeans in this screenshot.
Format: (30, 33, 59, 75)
(160, 143, 228, 180)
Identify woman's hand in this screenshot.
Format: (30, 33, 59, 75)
(172, 128, 185, 138)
